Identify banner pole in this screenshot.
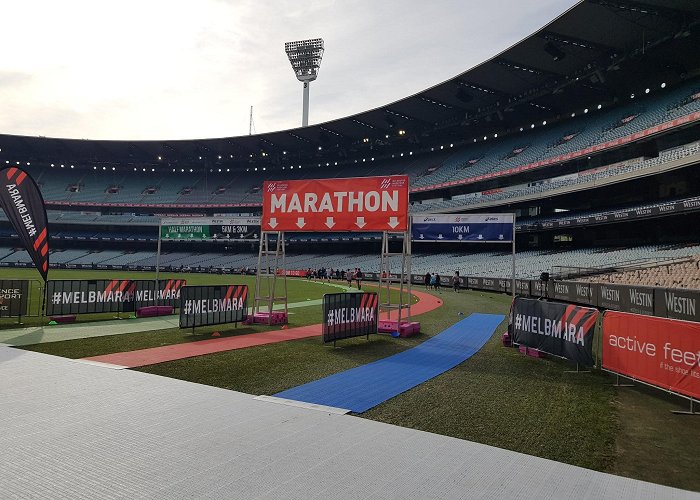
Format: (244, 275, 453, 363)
(40, 280, 47, 325)
(511, 215, 516, 303)
(155, 219, 162, 284)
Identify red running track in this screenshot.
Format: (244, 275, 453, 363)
(83, 289, 442, 368)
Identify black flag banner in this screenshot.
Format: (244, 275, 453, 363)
(0, 168, 49, 281)
(511, 297, 598, 367)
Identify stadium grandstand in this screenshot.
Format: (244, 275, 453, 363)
(1, 0, 699, 286)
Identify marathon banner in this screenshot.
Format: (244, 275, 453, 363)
(262, 175, 409, 232)
(0, 280, 29, 317)
(602, 311, 700, 400)
(0, 168, 49, 281)
(411, 214, 514, 243)
(179, 285, 248, 328)
(160, 217, 261, 240)
(46, 279, 136, 315)
(323, 292, 378, 343)
(512, 297, 598, 367)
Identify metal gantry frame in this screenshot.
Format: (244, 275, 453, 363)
(254, 231, 288, 324)
(378, 229, 412, 325)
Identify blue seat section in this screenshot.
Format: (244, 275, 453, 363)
(275, 313, 505, 413)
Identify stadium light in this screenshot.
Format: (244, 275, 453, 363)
(285, 38, 324, 127)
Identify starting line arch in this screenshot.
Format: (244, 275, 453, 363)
(256, 175, 517, 328)
(256, 175, 410, 325)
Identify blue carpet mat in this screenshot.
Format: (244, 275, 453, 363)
(275, 313, 505, 413)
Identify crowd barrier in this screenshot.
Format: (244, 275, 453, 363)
(407, 274, 699, 323)
(0, 279, 44, 321)
(322, 292, 378, 344)
(45, 279, 185, 317)
(179, 285, 248, 329)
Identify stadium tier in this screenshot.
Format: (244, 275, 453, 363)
(11, 79, 700, 209)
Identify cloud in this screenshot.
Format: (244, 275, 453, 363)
(0, 0, 577, 140)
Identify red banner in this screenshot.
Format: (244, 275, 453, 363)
(0, 168, 49, 281)
(275, 269, 308, 277)
(602, 311, 700, 399)
(262, 175, 409, 232)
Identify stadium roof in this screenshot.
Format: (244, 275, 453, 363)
(2, 0, 700, 166)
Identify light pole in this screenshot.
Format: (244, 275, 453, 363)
(285, 38, 324, 127)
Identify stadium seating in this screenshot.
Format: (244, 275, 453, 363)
(22, 80, 700, 208)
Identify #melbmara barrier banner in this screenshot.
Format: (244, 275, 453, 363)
(323, 292, 378, 343)
(0, 280, 29, 317)
(46, 279, 185, 316)
(0, 168, 49, 280)
(602, 311, 700, 400)
(179, 285, 248, 328)
(262, 176, 409, 232)
(512, 297, 598, 367)
(411, 214, 514, 242)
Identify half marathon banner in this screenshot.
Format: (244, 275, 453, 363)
(602, 311, 700, 400)
(0, 167, 49, 280)
(323, 292, 378, 343)
(262, 175, 409, 232)
(411, 214, 514, 242)
(179, 284, 248, 328)
(160, 217, 261, 240)
(0, 280, 29, 317)
(512, 297, 598, 367)
(46, 279, 186, 315)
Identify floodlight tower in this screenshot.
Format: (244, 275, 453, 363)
(285, 38, 324, 127)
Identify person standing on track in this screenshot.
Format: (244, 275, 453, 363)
(424, 272, 431, 290)
(355, 268, 363, 290)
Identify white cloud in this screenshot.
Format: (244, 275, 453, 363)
(0, 0, 576, 140)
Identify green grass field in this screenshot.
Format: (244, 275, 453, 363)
(7, 268, 700, 491)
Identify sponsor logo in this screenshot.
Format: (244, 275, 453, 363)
(664, 292, 696, 316)
(601, 286, 620, 302)
(514, 313, 587, 346)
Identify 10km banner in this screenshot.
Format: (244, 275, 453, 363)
(46, 279, 185, 316)
(603, 311, 700, 400)
(411, 214, 515, 243)
(512, 297, 598, 367)
(262, 176, 409, 232)
(179, 285, 248, 328)
(322, 292, 378, 343)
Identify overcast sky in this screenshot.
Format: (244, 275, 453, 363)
(1, 0, 577, 141)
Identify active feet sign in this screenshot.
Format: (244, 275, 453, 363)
(262, 176, 409, 232)
(603, 311, 700, 400)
